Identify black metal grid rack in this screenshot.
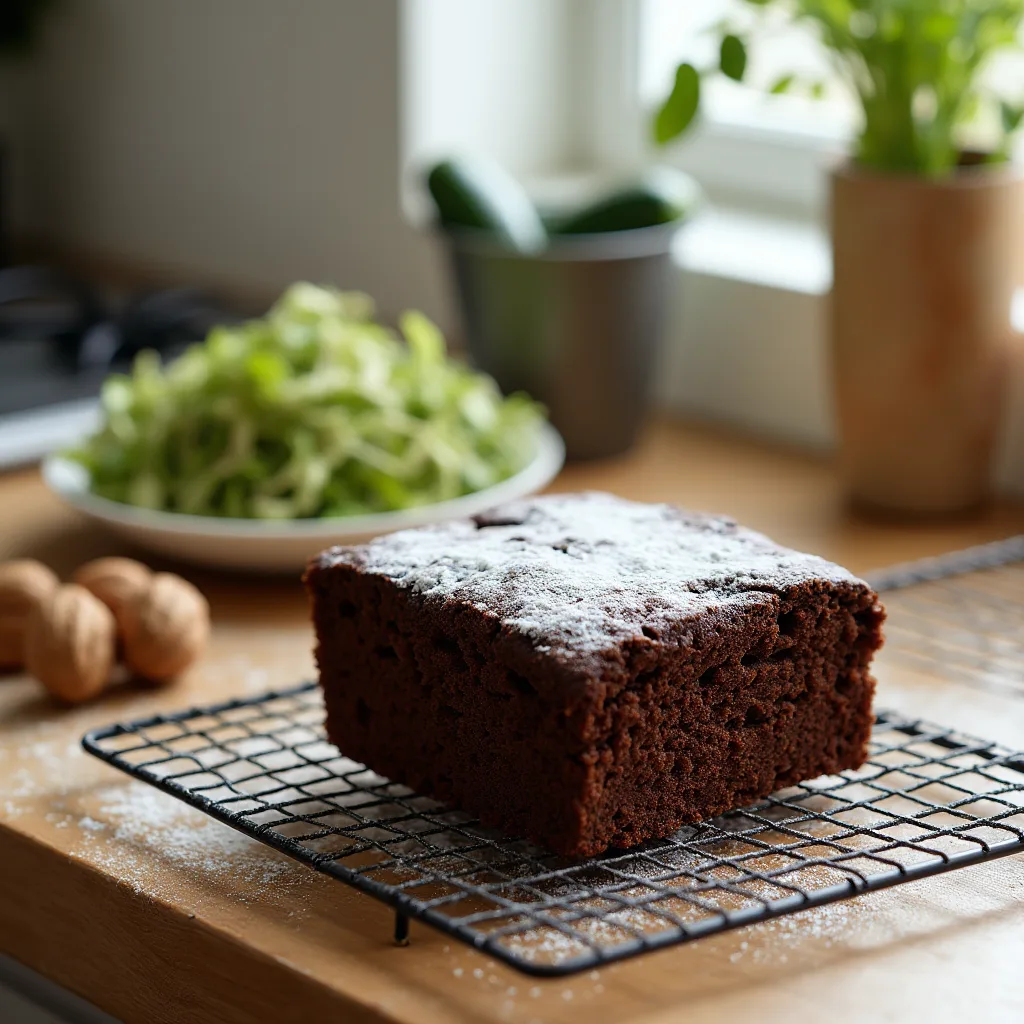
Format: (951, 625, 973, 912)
(866, 536, 1024, 698)
(83, 537, 1024, 976)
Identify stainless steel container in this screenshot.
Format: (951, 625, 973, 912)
(444, 224, 677, 460)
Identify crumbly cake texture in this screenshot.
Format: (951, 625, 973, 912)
(305, 492, 884, 858)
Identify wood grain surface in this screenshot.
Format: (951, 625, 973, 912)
(2, 418, 1024, 1024)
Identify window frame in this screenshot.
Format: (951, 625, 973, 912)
(583, 0, 851, 218)
(592, 0, 1024, 216)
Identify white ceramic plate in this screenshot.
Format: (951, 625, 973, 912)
(42, 424, 565, 574)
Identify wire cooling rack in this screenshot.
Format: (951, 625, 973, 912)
(83, 536, 1024, 977)
(865, 536, 1024, 698)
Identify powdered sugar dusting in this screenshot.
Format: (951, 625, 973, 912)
(317, 492, 863, 659)
(72, 780, 303, 898)
(498, 889, 866, 968)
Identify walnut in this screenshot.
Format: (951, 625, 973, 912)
(0, 560, 60, 669)
(73, 557, 153, 621)
(24, 584, 116, 703)
(121, 573, 210, 681)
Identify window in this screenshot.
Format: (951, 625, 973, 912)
(639, 0, 856, 138)
(630, 0, 851, 215)
(626, 0, 1024, 214)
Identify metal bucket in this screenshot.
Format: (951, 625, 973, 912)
(444, 224, 677, 460)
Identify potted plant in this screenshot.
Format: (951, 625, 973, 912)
(655, 1, 1024, 515)
(425, 157, 699, 460)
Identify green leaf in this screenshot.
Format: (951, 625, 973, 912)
(400, 310, 446, 365)
(1000, 101, 1024, 136)
(922, 13, 958, 43)
(245, 350, 290, 396)
(654, 63, 701, 145)
(66, 282, 545, 519)
(720, 35, 747, 82)
(769, 74, 795, 95)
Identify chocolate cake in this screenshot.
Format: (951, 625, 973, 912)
(305, 492, 884, 858)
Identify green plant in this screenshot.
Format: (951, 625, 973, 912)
(71, 284, 546, 519)
(655, 0, 1024, 176)
(1, 0, 56, 58)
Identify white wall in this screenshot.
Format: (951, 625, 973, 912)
(14, 0, 584, 327)
(19, 0, 443, 321)
(403, 0, 581, 191)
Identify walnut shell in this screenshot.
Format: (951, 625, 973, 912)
(0, 560, 60, 669)
(121, 573, 210, 681)
(73, 557, 153, 621)
(24, 584, 116, 703)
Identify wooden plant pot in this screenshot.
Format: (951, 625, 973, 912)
(830, 163, 1024, 515)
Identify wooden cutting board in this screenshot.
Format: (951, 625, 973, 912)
(3, 418, 1024, 1024)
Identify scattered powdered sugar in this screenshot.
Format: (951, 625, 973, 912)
(499, 923, 591, 965)
(727, 896, 863, 962)
(497, 871, 870, 969)
(317, 492, 861, 660)
(2, 735, 86, 823)
(6, 737, 84, 800)
(217, 655, 274, 695)
(76, 780, 301, 896)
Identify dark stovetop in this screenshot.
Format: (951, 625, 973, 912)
(0, 337, 112, 417)
(0, 268, 239, 466)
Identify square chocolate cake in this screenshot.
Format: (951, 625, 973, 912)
(305, 493, 884, 857)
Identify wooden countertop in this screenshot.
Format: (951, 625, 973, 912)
(3, 418, 1024, 1024)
